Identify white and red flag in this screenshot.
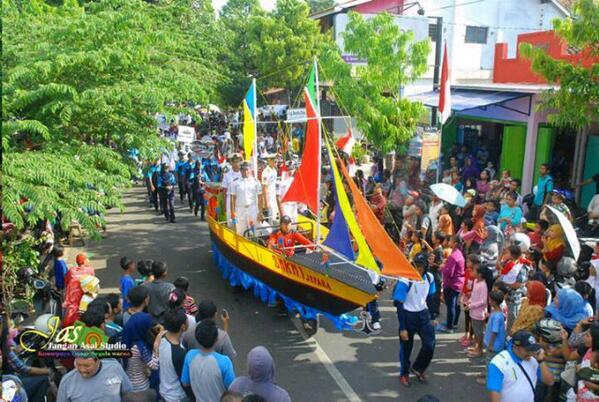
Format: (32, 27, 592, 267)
(438, 42, 452, 124)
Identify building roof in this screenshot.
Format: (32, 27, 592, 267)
(309, 0, 371, 19)
(454, 83, 559, 93)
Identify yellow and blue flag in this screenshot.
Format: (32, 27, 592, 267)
(243, 82, 256, 161)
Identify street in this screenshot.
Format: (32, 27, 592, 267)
(78, 186, 486, 402)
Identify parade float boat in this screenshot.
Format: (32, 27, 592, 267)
(207, 60, 421, 331)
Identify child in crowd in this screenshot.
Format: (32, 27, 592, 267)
(536, 318, 566, 402)
(528, 220, 549, 250)
(460, 254, 477, 347)
(104, 293, 124, 339)
(467, 263, 489, 358)
(483, 201, 499, 227)
(120, 257, 136, 310)
(438, 204, 454, 236)
(479, 290, 506, 384)
(135, 259, 154, 286)
(409, 231, 425, 263)
(123, 285, 150, 326)
(575, 281, 595, 317)
(442, 170, 452, 185)
(159, 307, 189, 402)
(498, 245, 531, 332)
(52, 245, 68, 291)
(174, 276, 199, 316)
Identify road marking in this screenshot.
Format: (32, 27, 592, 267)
(291, 318, 362, 402)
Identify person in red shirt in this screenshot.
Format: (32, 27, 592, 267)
(267, 215, 314, 256)
(528, 220, 549, 251)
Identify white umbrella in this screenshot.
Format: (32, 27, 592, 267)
(547, 205, 581, 260)
(208, 104, 221, 113)
(429, 183, 466, 208)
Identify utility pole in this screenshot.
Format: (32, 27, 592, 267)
(431, 16, 443, 126)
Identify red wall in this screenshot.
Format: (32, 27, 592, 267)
(354, 0, 404, 14)
(493, 30, 598, 84)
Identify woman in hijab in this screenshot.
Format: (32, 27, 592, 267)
(545, 287, 592, 332)
(229, 346, 291, 402)
(122, 312, 164, 393)
(480, 225, 504, 275)
(542, 224, 566, 263)
(510, 281, 548, 335)
(461, 155, 480, 183)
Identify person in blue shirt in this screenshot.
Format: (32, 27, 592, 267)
(175, 152, 190, 202)
(148, 160, 161, 213)
(157, 163, 177, 223)
(119, 257, 136, 310)
(393, 252, 436, 387)
(52, 246, 68, 291)
(487, 331, 553, 402)
(479, 290, 507, 385)
(530, 163, 553, 220)
(181, 319, 236, 401)
(187, 158, 206, 220)
(497, 192, 523, 232)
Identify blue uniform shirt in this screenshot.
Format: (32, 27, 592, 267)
(157, 172, 176, 188)
(534, 175, 554, 206)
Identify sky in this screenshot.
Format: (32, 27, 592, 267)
(212, 0, 276, 12)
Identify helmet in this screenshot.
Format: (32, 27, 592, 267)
(557, 257, 577, 277)
(511, 232, 531, 253)
(34, 314, 60, 334)
(535, 318, 563, 344)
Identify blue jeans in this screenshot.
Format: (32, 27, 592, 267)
(367, 301, 380, 323)
(444, 287, 461, 330)
(398, 309, 436, 376)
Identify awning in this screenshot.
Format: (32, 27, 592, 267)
(408, 89, 531, 113)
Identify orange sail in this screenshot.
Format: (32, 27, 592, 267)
(338, 160, 421, 280)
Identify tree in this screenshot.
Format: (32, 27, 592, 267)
(218, 0, 263, 106)
(321, 12, 431, 151)
(520, 0, 598, 129)
(245, 0, 324, 97)
(307, 0, 335, 14)
(2, 0, 225, 235)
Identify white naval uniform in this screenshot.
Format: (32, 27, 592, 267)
(232, 177, 262, 235)
(278, 176, 298, 228)
(222, 169, 242, 226)
(261, 166, 278, 223)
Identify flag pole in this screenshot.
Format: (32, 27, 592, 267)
(252, 77, 258, 178)
(314, 57, 322, 246)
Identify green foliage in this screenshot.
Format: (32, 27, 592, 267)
(321, 12, 431, 152)
(218, 0, 263, 106)
(520, 0, 598, 129)
(307, 0, 335, 14)
(2, 236, 42, 313)
(245, 0, 324, 96)
(2, 0, 224, 236)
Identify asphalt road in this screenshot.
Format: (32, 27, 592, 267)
(74, 185, 487, 402)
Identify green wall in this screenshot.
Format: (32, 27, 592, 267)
(500, 125, 527, 180)
(532, 126, 556, 185)
(581, 135, 599, 208)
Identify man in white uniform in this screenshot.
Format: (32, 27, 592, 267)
(278, 162, 299, 228)
(222, 153, 242, 227)
(261, 154, 279, 224)
(231, 162, 263, 236)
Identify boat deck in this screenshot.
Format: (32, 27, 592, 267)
(289, 251, 376, 295)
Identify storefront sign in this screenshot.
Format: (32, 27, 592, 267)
(420, 127, 441, 173)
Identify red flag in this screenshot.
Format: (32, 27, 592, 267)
(335, 129, 355, 155)
(281, 89, 319, 212)
(439, 42, 452, 124)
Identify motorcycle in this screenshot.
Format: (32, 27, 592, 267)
(9, 267, 63, 324)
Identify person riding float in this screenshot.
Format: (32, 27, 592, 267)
(267, 215, 314, 257)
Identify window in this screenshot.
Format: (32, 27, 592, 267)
(465, 26, 488, 44)
(428, 23, 438, 40)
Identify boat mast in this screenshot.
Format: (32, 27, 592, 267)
(252, 77, 258, 178)
(314, 57, 322, 245)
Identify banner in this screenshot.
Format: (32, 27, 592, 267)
(286, 108, 306, 123)
(419, 126, 441, 173)
(177, 126, 195, 143)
